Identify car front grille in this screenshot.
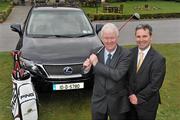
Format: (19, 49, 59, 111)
(43, 64, 83, 76)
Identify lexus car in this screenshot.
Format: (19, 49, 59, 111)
(10, 4, 103, 91)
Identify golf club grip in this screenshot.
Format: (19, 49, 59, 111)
(82, 46, 104, 75)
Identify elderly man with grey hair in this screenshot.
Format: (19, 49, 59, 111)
(83, 23, 130, 120)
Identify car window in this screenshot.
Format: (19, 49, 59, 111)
(26, 9, 93, 37)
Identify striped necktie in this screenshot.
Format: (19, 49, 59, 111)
(106, 53, 112, 66)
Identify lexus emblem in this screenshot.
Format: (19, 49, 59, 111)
(63, 66, 73, 75)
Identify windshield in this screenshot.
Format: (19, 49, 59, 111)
(26, 9, 94, 37)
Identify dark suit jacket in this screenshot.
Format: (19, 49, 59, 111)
(128, 46, 166, 111)
(91, 45, 130, 114)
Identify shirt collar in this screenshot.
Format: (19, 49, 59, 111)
(138, 45, 151, 57)
(104, 47, 117, 58)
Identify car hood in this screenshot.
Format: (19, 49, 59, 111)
(21, 36, 102, 64)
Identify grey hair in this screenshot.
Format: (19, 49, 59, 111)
(100, 23, 119, 38)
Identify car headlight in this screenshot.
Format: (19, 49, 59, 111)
(20, 57, 38, 72)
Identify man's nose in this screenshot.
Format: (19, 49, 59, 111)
(138, 37, 144, 41)
(106, 40, 113, 44)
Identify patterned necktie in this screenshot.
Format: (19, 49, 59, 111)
(106, 53, 112, 66)
(137, 51, 144, 72)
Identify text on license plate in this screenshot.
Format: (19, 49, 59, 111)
(53, 82, 84, 91)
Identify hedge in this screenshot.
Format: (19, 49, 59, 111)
(0, 3, 13, 23)
(87, 12, 180, 21)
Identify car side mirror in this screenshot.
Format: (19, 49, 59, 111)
(96, 24, 104, 34)
(10, 24, 23, 37)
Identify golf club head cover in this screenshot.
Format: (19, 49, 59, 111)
(11, 50, 29, 80)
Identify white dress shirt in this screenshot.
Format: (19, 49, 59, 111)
(104, 47, 117, 64)
(137, 45, 151, 65)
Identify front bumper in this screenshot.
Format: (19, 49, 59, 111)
(31, 74, 94, 91)
(23, 62, 94, 91)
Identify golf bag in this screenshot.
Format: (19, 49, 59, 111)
(11, 50, 39, 120)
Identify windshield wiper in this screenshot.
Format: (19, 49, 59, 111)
(51, 35, 75, 38)
(76, 33, 94, 37)
(31, 34, 74, 38)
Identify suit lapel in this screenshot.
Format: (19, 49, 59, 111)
(98, 48, 105, 64)
(133, 47, 138, 72)
(109, 45, 121, 68)
(96, 48, 106, 87)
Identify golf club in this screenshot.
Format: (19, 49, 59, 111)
(82, 13, 140, 74)
(118, 13, 140, 31)
(95, 13, 140, 55)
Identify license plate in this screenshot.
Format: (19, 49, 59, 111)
(53, 82, 84, 91)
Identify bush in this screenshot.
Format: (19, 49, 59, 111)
(0, 2, 13, 23)
(87, 12, 180, 21)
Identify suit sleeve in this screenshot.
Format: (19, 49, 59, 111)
(93, 50, 130, 82)
(137, 56, 166, 104)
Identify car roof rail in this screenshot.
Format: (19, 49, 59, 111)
(33, 0, 80, 8)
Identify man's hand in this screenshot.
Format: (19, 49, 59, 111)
(129, 94, 138, 105)
(83, 58, 92, 72)
(89, 54, 98, 66)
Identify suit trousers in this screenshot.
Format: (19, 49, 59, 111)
(92, 110, 127, 120)
(127, 105, 158, 120)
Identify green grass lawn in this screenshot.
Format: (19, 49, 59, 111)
(1, 1, 180, 20)
(0, 43, 180, 120)
(82, 1, 180, 15)
(0, 1, 11, 12)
